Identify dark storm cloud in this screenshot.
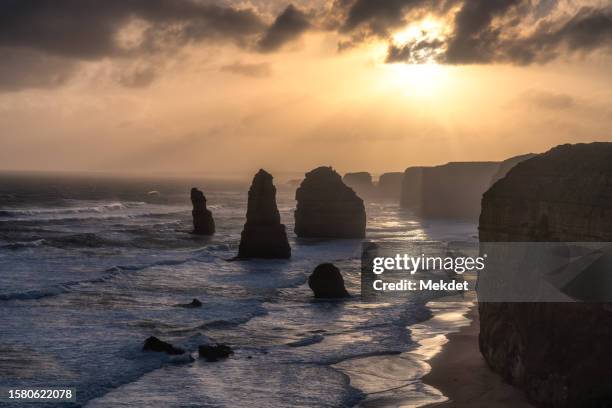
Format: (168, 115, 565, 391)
(258, 5, 311, 52)
(0, 0, 266, 59)
(380, 1, 612, 65)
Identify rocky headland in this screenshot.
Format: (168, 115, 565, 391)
(478, 142, 612, 407)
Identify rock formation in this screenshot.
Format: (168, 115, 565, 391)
(343, 172, 374, 198)
(308, 263, 350, 298)
(489, 153, 536, 186)
(237, 169, 291, 259)
(479, 142, 612, 407)
(176, 298, 202, 308)
(190, 188, 215, 235)
(377, 172, 403, 200)
(198, 343, 233, 361)
(295, 167, 366, 238)
(143, 336, 185, 355)
(400, 167, 425, 209)
(400, 162, 499, 218)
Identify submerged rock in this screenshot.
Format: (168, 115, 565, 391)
(237, 169, 291, 259)
(198, 344, 234, 361)
(176, 298, 202, 308)
(191, 188, 215, 235)
(142, 336, 185, 355)
(295, 167, 366, 238)
(308, 263, 350, 298)
(479, 142, 612, 407)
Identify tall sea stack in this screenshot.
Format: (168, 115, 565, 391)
(377, 172, 403, 200)
(191, 188, 215, 235)
(295, 166, 366, 238)
(237, 169, 291, 259)
(479, 143, 612, 407)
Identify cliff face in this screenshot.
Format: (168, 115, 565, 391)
(400, 167, 424, 209)
(295, 166, 366, 238)
(190, 188, 215, 235)
(343, 172, 374, 198)
(237, 169, 291, 259)
(400, 163, 498, 218)
(479, 143, 612, 407)
(377, 172, 403, 200)
(489, 153, 536, 186)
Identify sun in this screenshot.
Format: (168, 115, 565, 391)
(371, 17, 451, 97)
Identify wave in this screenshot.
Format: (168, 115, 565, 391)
(0, 250, 221, 302)
(1, 238, 46, 249)
(0, 202, 143, 217)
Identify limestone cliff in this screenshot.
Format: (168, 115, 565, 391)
(478, 142, 612, 407)
(295, 166, 366, 238)
(489, 153, 537, 186)
(400, 162, 498, 218)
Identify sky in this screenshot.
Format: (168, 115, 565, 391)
(0, 0, 611, 179)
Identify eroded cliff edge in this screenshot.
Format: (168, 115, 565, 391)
(478, 142, 612, 407)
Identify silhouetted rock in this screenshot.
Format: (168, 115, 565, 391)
(400, 167, 425, 209)
(191, 188, 215, 235)
(237, 169, 291, 259)
(377, 172, 403, 200)
(198, 343, 233, 361)
(479, 142, 612, 407)
(176, 298, 202, 308)
(295, 167, 366, 238)
(308, 263, 350, 298)
(489, 153, 536, 186)
(400, 162, 499, 219)
(343, 172, 374, 198)
(143, 336, 185, 355)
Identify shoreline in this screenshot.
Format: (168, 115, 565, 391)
(422, 305, 533, 408)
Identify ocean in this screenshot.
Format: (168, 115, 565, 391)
(0, 173, 476, 408)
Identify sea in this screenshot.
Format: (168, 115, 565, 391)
(0, 172, 476, 408)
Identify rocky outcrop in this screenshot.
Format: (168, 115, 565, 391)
(176, 298, 202, 308)
(478, 142, 612, 407)
(295, 167, 366, 238)
(400, 162, 499, 218)
(308, 263, 350, 298)
(198, 344, 233, 361)
(143, 336, 185, 355)
(237, 169, 291, 259)
(191, 188, 215, 235)
(343, 172, 374, 198)
(489, 153, 536, 186)
(377, 172, 403, 200)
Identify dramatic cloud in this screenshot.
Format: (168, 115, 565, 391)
(258, 5, 311, 52)
(1, 0, 611, 91)
(381, 1, 612, 65)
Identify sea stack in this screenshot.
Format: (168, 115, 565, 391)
(343, 172, 374, 198)
(308, 263, 349, 298)
(295, 166, 366, 238)
(237, 169, 291, 259)
(479, 143, 612, 407)
(191, 188, 215, 235)
(377, 172, 403, 200)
